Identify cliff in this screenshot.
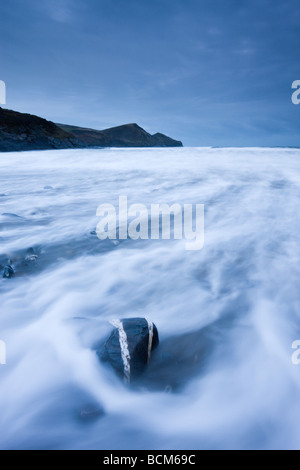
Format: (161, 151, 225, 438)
(0, 107, 183, 152)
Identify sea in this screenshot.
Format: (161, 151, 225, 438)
(1, 146, 300, 450)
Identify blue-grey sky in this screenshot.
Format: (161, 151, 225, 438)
(0, 0, 299, 146)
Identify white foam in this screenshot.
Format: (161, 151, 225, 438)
(1, 147, 300, 449)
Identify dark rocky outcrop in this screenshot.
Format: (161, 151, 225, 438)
(0, 107, 81, 152)
(0, 107, 183, 152)
(58, 122, 183, 148)
(98, 318, 159, 382)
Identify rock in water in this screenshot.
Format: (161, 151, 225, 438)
(25, 247, 38, 262)
(78, 404, 104, 422)
(98, 317, 159, 382)
(3, 265, 14, 278)
(1, 213, 24, 218)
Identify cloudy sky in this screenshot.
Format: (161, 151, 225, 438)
(0, 0, 299, 146)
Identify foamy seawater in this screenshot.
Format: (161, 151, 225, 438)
(1, 147, 300, 450)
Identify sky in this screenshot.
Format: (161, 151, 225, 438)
(0, 0, 299, 146)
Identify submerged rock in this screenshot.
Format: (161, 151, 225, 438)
(78, 404, 104, 422)
(3, 264, 14, 278)
(98, 317, 159, 382)
(25, 247, 38, 262)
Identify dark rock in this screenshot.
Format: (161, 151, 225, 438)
(58, 122, 183, 148)
(0, 107, 183, 151)
(0, 107, 81, 152)
(25, 247, 38, 262)
(3, 264, 14, 278)
(98, 317, 159, 382)
(0, 107, 183, 152)
(151, 132, 183, 147)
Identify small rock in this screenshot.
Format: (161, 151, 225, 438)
(25, 254, 38, 262)
(3, 265, 14, 278)
(25, 247, 38, 262)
